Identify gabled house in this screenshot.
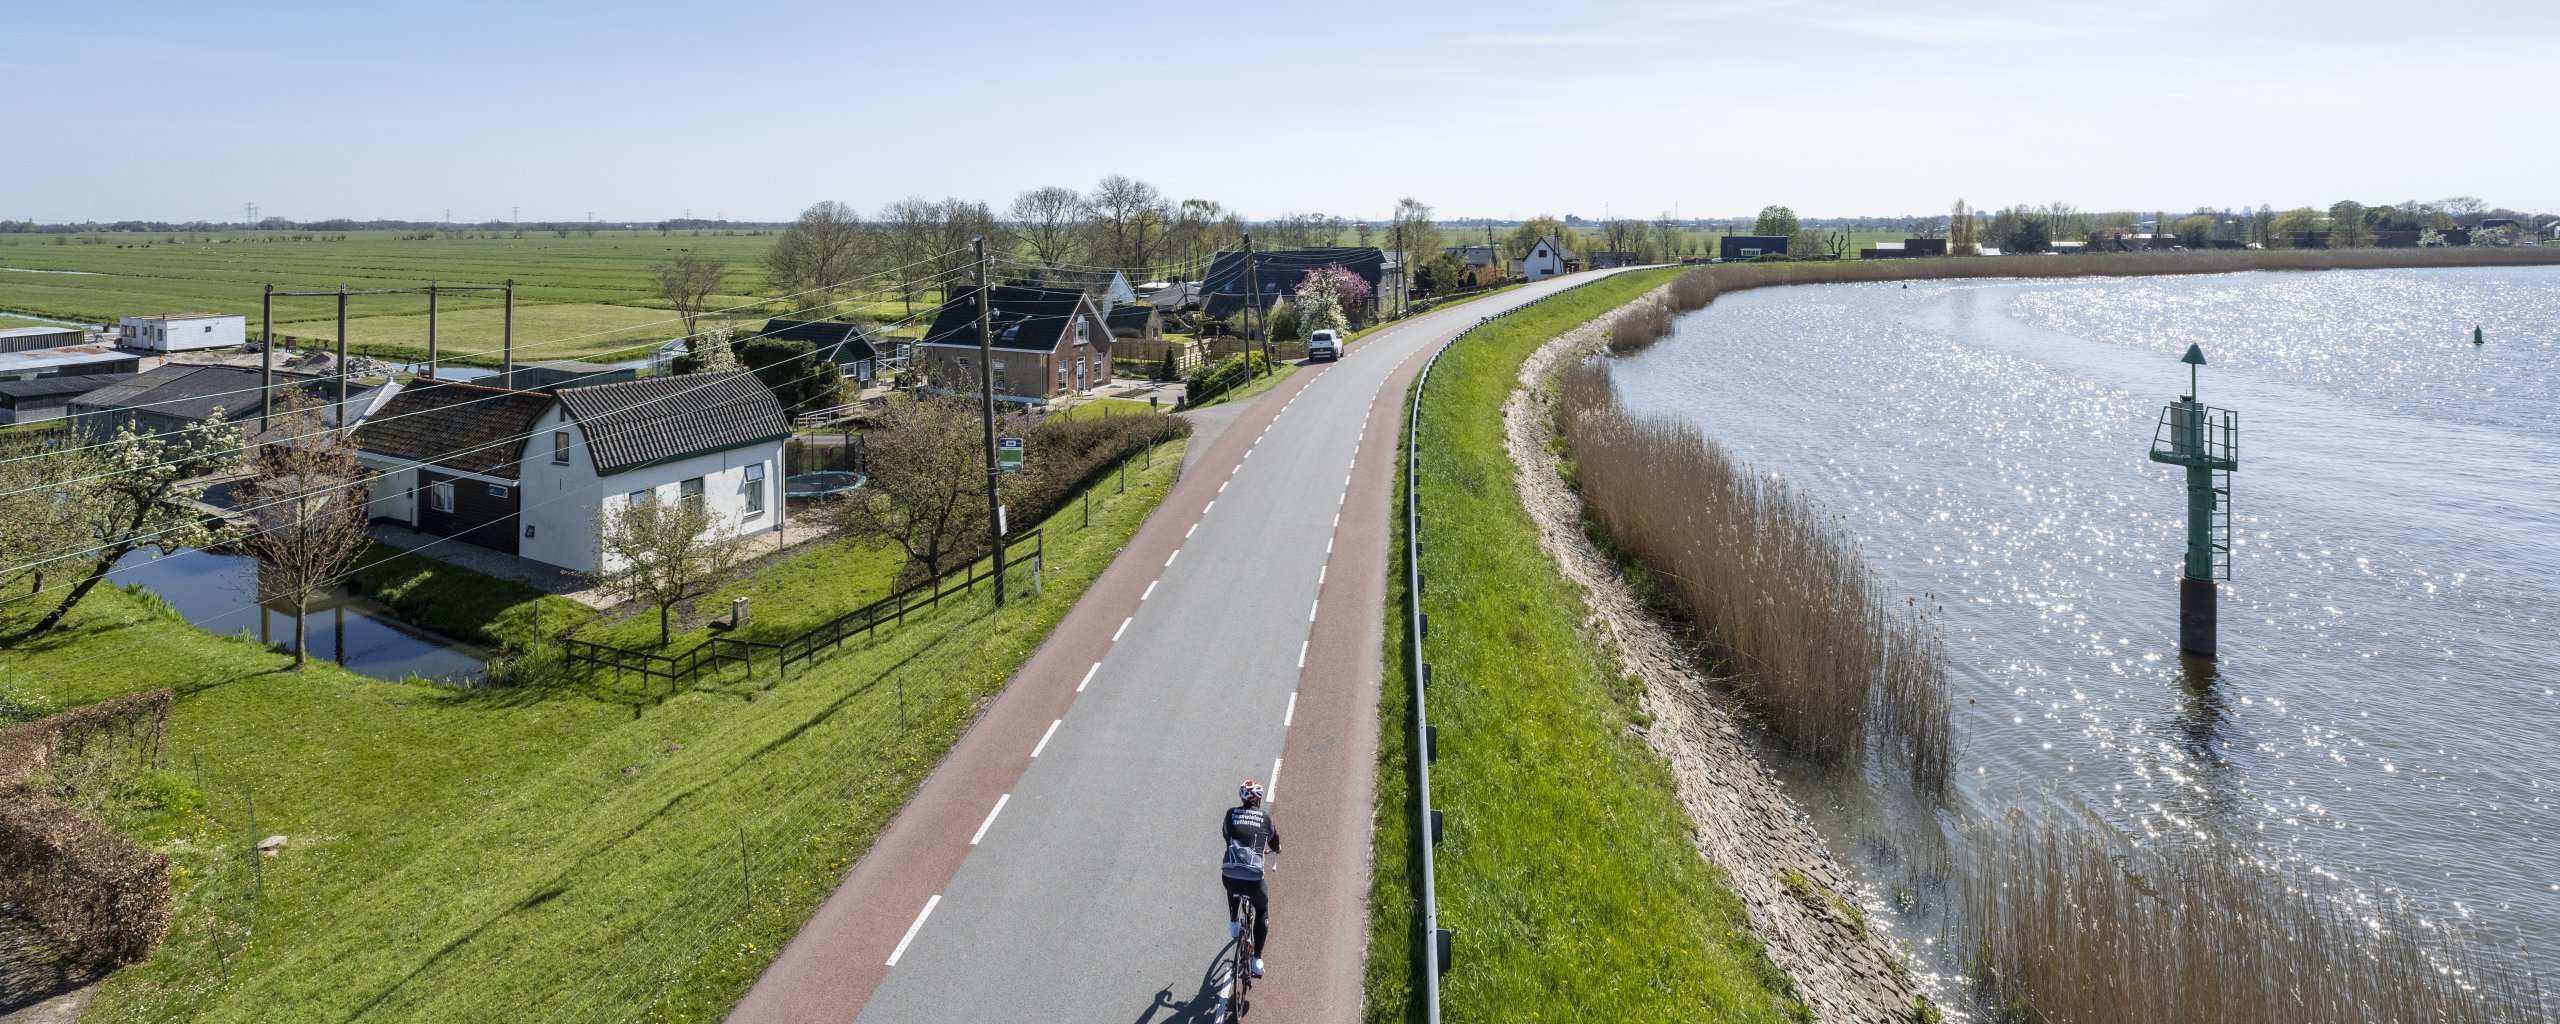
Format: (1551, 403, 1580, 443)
(1009, 269, 1136, 316)
(1199, 247, 1389, 321)
(355, 373, 789, 571)
(752, 318, 885, 385)
(917, 285, 1114, 405)
(1105, 304, 1162, 343)
(1520, 234, 1578, 281)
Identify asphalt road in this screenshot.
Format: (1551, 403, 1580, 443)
(731, 273, 1627, 1024)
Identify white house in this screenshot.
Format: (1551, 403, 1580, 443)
(354, 372, 789, 573)
(1520, 234, 1578, 281)
(118, 313, 247, 354)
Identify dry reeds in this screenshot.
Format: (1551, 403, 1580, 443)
(1666, 267, 1718, 311)
(1557, 361, 1951, 792)
(1961, 818, 2548, 1024)
(1605, 298, 1678, 354)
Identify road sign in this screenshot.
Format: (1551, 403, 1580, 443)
(997, 437, 1025, 473)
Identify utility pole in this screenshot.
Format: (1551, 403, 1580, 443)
(334, 286, 349, 430)
(259, 284, 273, 432)
(425, 281, 439, 378)
(1241, 232, 1267, 377)
(502, 279, 515, 388)
(973, 237, 1007, 608)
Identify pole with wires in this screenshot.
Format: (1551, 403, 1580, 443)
(334, 285, 349, 430)
(260, 284, 274, 433)
(1242, 232, 1267, 377)
(502, 279, 516, 389)
(973, 237, 1007, 609)
(426, 281, 439, 379)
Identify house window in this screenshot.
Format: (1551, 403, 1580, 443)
(743, 463, 766, 516)
(426, 481, 455, 513)
(1075, 320, 1088, 345)
(488, 483, 509, 498)
(680, 476, 705, 511)
(628, 489, 650, 505)
(553, 430, 570, 464)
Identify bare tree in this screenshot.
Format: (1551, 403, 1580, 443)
(1389, 198, 1440, 316)
(877, 196, 940, 315)
(827, 398, 1017, 584)
(13, 415, 242, 639)
(927, 197, 1000, 285)
(651, 252, 731, 338)
(236, 389, 370, 667)
(1601, 218, 1644, 260)
(2328, 200, 2368, 248)
(1164, 198, 1234, 275)
(1087, 176, 1165, 270)
(766, 201, 870, 315)
(591, 487, 750, 647)
(1651, 211, 1680, 263)
(1009, 186, 1089, 268)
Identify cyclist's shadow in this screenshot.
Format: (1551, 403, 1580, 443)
(1128, 941, 1245, 1024)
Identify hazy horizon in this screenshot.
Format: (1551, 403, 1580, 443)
(10, 0, 2556, 223)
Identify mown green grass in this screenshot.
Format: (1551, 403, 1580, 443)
(1187, 358, 1299, 411)
(272, 302, 695, 367)
(1364, 269, 1807, 1022)
(1058, 396, 1165, 420)
(348, 543, 595, 648)
(2, 437, 1186, 1023)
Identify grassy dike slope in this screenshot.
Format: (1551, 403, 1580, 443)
(1365, 269, 1806, 1022)
(3, 439, 1183, 1023)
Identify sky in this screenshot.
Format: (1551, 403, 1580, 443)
(8, 0, 2558, 224)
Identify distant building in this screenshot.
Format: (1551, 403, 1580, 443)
(1719, 235, 1790, 260)
(2481, 218, 2519, 230)
(2375, 230, 2421, 248)
(1439, 246, 1508, 289)
(1200, 247, 1389, 321)
(749, 319, 886, 384)
(0, 374, 129, 425)
(2288, 231, 2332, 249)
(1008, 268, 1136, 316)
(0, 344, 144, 381)
(2049, 240, 2088, 254)
(1105, 303, 1161, 343)
(917, 285, 1114, 404)
(1142, 281, 1201, 314)
(507, 360, 637, 392)
(118, 313, 246, 354)
(1902, 238, 1949, 257)
(70, 364, 395, 438)
(1520, 234, 1578, 281)
(2441, 228, 2472, 246)
(0, 325, 87, 353)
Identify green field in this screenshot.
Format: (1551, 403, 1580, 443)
(1365, 269, 1808, 1022)
(3, 438, 1185, 1023)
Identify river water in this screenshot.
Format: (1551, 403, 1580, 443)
(1607, 266, 2560, 976)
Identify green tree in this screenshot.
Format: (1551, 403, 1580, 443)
(2001, 217, 2052, 254)
(2327, 201, 2368, 247)
(737, 340, 843, 414)
(2270, 207, 2324, 245)
(1501, 216, 1578, 260)
(1753, 205, 1800, 237)
(591, 488, 751, 647)
(2171, 214, 2216, 248)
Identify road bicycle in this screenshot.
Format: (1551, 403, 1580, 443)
(1227, 889, 1261, 1018)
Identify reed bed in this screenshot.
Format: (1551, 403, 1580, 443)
(1557, 360, 1951, 792)
(1961, 818, 2548, 1024)
(1690, 245, 2560, 298)
(1604, 297, 1676, 354)
(1667, 266, 1719, 311)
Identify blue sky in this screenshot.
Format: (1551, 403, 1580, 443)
(8, 0, 2556, 223)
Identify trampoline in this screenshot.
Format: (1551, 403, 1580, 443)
(784, 471, 867, 499)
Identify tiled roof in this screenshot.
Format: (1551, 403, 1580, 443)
(1200, 247, 1387, 318)
(70, 364, 326, 424)
(0, 373, 129, 400)
(919, 286, 1102, 353)
(753, 319, 878, 363)
(354, 378, 555, 477)
(1104, 304, 1157, 334)
(556, 372, 789, 476)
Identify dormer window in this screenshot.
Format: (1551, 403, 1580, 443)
(1075, 320, 1088, 345)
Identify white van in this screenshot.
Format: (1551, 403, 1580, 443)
(1307, 328, 1342, 362)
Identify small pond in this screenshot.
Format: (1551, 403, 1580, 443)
(110, 548, 490, 684)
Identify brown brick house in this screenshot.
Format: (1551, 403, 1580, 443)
(918, 285, 1114, 404)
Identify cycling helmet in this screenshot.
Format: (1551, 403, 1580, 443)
(1238, 780, 1266, 806)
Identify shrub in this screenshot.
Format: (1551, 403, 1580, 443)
(1184, 351, 1269, 405)
(1265, 300, 1300, 341)
(1605, 298, 1677, 354)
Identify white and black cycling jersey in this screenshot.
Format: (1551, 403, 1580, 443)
(1221, 805, 1281, 880)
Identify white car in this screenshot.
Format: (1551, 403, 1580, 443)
(1307, 328, 1342, 362)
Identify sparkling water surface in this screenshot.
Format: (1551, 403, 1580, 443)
(1609, 266, 2560, 972)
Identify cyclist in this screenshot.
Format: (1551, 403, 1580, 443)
(1221, 779, 1282, 978)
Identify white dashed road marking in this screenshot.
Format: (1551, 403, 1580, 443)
(1032, 720, 1061, 758)
(886, 895, 942, 966)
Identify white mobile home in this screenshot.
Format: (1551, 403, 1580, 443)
(119, 313, 247, 353)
